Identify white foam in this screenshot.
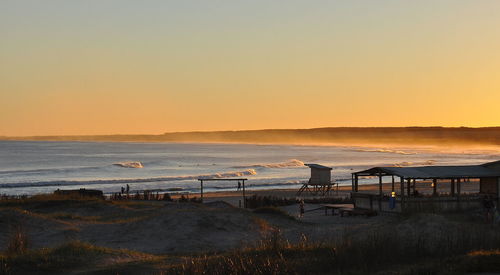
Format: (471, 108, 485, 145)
(114, 161, 144, 168)
(355, 148, 417, 155)
(393, 160, 436, 167)
(0, 169, 258, 189)
(233, 159, 305, 169)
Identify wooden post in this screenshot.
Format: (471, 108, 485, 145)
(352, 174, 355, 192)
(432, 179, 437, 196)
(379, 175, 383, 197)
(400, 177, 405, 210)
(400, 177, 405, 198)
(457, 178, 461, 197)
(451, 179, 455, 197)
(407, 179, 411, 197)
(242, 180, 246, 208)
(391, 175, 395, 192)
(412, 179, 416, 195)
(355, 174, 359, 192)
(378, 174, 383, 211)
(200, 180, 204, 202)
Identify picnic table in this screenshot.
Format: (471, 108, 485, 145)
(320, 204, 354, 216)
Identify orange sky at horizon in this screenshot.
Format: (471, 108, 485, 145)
(1, 1, 500, 136)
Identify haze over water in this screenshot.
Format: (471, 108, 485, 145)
(1, 141, 498, 196)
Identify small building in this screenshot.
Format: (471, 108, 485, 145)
(297, 164, 333, 196)
(351, 160, 500, 213)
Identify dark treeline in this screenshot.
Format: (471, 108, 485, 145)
(2, 127, 500, 146)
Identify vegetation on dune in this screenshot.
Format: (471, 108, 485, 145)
(252, 207, 296, 220)
(0, 240, 153, 275)
(169, 217, 500, 275)
(1, 195, 500, 274)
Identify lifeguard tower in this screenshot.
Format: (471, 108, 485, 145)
(297, 164, 334, 196)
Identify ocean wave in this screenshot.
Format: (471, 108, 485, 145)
(233, 159, 305, 169)
(392, 160, 436, 167)
(113, 161, 144, 168)
(0, 165, 104, 175)
(0, 169, 257, 189)
(355, 148, 417, 155)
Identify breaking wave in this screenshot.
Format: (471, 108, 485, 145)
(113, 161, 144, 168)
(0, 169, 257, 189)
(392, 160, 436, 167)
(355, 148, 417, 155)
(233, 159, 305, 169)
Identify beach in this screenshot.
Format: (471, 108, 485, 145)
(0, 141, 499, 273)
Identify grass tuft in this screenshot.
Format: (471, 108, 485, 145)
(6, 226, 29, 255)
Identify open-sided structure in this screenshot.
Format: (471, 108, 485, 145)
(297, 164, 334, 196)
(351, 160, 500, 213)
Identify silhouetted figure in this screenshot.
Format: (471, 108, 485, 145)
(121, 186, 125, 194)
(126, 184, 130, 194)
(483, 195, 495, 223)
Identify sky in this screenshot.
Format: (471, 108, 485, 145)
(1, 1, 500, 136)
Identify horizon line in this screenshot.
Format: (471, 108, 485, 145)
(2, 125, 500, 138)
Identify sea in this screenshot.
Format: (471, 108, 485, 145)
(0, 141, 499, 196)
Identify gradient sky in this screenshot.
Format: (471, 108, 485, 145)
(1, 1, 500, 136)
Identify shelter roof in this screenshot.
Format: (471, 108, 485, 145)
(353, 162, 500, 179)
(305, 163, 332, 170)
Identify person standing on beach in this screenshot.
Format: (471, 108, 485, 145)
(483, 195, 495, 223)
(126, 184, 130, 194)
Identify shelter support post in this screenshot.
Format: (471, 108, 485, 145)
(200, 180, 204, 202)
(391, 175, 395, 192)
(351, 174, 355, 192)
(379, 175, 383, 197)
(378, 174, 383, 211)
(457, 179, 461, 197)
(407, 179, 411, 197)
(242, 180, 246, 208)
(400, 177, 404, 198)
(400, 177, 405, 210)
(433, 179, 437, 196)
(451, 179, 455, 197)
(355, 175, 359, 192)
(412, 179, 416, 195)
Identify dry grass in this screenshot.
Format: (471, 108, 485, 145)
(0, 241, 155, 275)
(167, 216, 500, 275)
(6, 226, 29, 255)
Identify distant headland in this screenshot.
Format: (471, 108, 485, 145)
(2, 127, 500, 146)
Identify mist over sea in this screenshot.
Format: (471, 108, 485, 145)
(0, 141, 498, 196)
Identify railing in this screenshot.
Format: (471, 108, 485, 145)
(352, 192, 483, 213)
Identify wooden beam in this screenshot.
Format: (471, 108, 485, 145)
(433, 179, 437, 196)
(355, 174, 359, 192)
(391, 175, 395, 192)
(457, 178, 461, 197)
(407, 178, 411, 197)
(451, 179, 455, 196)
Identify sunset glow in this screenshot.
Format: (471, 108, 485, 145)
(1, 1, 499, 136)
